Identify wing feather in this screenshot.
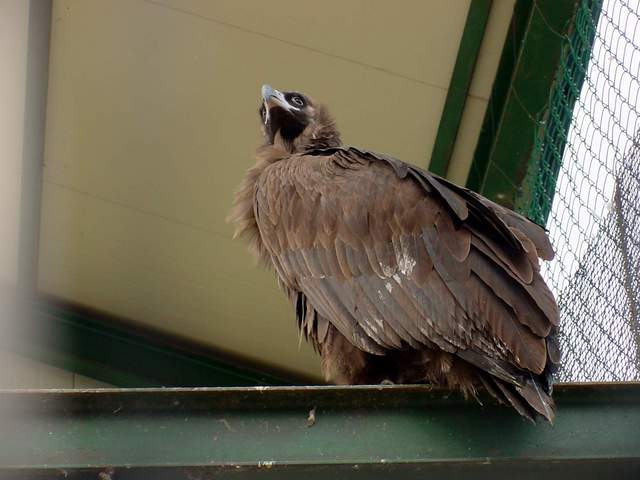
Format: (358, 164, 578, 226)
(254, 146, 558, 413)
(355, 274, 422, 348)
(469, 249, 551, 337)
(334, 238, 355, 279)
(471, 237, 559, 325)
(346, 276, 405, 349)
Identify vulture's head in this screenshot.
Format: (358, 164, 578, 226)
(259, 84, 342, 152)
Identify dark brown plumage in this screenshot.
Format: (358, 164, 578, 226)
(229, 85, 560, 422)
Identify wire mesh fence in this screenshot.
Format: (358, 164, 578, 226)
(518, 0, 640, 381)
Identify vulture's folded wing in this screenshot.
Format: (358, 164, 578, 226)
(255, 147, 559, 387)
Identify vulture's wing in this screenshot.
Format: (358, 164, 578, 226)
(255, 146, 559, 420)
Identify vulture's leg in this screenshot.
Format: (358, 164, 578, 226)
(319, 325, 379, 384)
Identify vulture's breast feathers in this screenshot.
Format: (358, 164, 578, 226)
(229, 85, 560, 423)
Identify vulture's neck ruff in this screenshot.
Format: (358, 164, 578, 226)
(260, 84, 341, 153)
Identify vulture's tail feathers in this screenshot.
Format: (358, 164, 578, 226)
(459, 350, 556, 422)
(516, 375, 556, 422)
(478, 371, 555, 423)
(488, 375, 536, 423)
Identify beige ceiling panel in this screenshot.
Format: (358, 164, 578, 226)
(149, 0, 470, 89)
(44, 0, 448, 234)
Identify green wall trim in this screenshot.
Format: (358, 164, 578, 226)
(516, 0, 603, 223)
(1, 384, 639, 478)
(9, 297, 312, 387)
(466, 0, 533, 192)
(429, 0, 492, 176)
(466, 0, 580, 209)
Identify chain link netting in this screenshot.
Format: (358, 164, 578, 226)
(519, 0, 640, 381)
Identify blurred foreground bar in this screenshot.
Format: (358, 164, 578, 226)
(0, 383, 639, 479)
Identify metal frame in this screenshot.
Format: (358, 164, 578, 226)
(466, 0, 580, 209)
(429, 0, 492, 176)
(515, 0, 604, 222)
(1, 383, 639, 478)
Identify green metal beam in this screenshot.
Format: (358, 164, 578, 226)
(429, 0, 492, 176)
(516, 0, 603, 223)
(466, 0, 533, 193)
(1, 384, 639, 478)
(6, 298, 311, 388)
(466, 0, 579, 209)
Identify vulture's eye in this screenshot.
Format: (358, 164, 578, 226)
(289, 95, 305, 107)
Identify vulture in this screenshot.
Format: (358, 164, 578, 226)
(230, 85, 561, 422)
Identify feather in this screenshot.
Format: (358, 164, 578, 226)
(334, 238, 355, 279)
(316, 313, 330, 343)
(472, 237, 559, 325)
(466, 274, 547, 374)
(516, 376, 556, 423)
(421, 224, 470, 283)
(301, 277, 385, 355)
(355, 274, 421, 348)
(435, 212, 472, 262)
(468, 225, 533, 284)
(469, 249, 551, 337)
(409, 233, 433, 284)
(492, 377, 536, 423)
(457, 349, 522, 385)
(343, 243, 366, 276)
(478, 196, 555, 261)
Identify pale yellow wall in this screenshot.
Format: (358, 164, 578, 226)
(0, 350, 111, 389)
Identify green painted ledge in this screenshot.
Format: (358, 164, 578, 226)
(0, 383, 639, 479)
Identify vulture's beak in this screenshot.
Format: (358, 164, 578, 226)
(261, 84, 299, 124)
